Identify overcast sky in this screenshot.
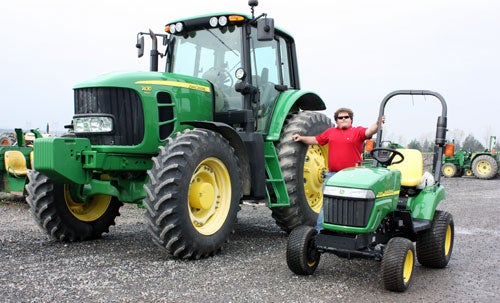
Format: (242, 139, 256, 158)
(1, 0, 499, 146)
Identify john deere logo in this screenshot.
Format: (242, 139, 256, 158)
(339, 189, 345, 195)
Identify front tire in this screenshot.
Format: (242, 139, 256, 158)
(381, 237, 415, 292)
(441, 163, 458, 178)
(272, 111, 331, 232)
(25, 171, 122, 241)
(286, 225, 320, 275)
(143, 129, 242, 259)
(416, 210, 454, 268)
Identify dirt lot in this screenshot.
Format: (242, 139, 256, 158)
(0, 176, 499, 303)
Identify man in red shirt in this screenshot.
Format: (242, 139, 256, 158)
(291, 107, 383, 230)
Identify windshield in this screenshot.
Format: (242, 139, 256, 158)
(171, 26, 243, 111)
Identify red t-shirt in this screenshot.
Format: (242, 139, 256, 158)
(315, 126, 368, 172)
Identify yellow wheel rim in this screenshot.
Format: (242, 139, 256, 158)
(475, 160, 491, 175)
(403, 249, 414, 283)
(64, 185, 112, 222)
(188, 157, 231, 235)
(443, 165, 455, 177)
(444, 224, 452, 256)
(465, 169, 473, 176)
(303, 144, 329, 213)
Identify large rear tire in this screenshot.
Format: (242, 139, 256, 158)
(25, 171, 122, 241)
(471, 154, 498, 179)
(0, 133, 15, 146)
(271, 111, 331, 232)
(144, 129, 242, 259)
(416, 210, 454, 268)
(286, 225, 320, 275)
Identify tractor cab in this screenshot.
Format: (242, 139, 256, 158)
(136, 1, 296, 134)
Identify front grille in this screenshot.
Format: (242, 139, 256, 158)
(323, 196, 374, 227)
(74, 88, 144, 145)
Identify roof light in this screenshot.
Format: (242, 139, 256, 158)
(228, 15, 245, 22)
(209, 17, 218, 27)
(166, 23, 176, 34)
(218, 16, 228, 26)
(175, 22, 183, 33)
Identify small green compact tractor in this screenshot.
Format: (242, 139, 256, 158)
(1, 129, 44, 196)
(286, 90, 454, 292)
(442, 135, 498, 179)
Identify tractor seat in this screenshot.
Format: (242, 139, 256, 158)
(4, 150, 28, 177)
(388, 149, 423, 187)
(30, 151, 34, 170)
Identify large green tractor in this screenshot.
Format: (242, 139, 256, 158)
(286, 90, 454, 292)
(26, 1, 331, 259)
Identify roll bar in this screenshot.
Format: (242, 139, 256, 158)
(374, 90, 448, 184)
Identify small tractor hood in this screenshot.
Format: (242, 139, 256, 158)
(325, 167, 401, 193)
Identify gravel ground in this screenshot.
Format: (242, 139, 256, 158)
(0, 177, 499, 303)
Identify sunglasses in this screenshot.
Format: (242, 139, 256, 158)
(337, 115, 351, 120)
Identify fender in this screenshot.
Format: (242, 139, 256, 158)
(181, 121, 253, 196)
(409, 185, 446, 220)
(266, 90, 326, 141)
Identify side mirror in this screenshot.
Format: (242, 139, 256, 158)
(136, 36, 144, 58)
(257, 18, 274, 41)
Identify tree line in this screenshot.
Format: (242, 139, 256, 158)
(407, 133, 497, 153)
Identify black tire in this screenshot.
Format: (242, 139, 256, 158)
(441, 163, 457, 178)
(286, 225, 320, 275)
(143, 129, 242, 259)
(471, 154, 498, 179)
(381, 237, 415, 292)
(416, 210, 454, 268)
(0, 133, 15, 146)
(271, 111, 331, 232)
(25, 171, 122, 241)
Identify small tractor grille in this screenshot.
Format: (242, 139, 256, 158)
(323, 196, 374, 227)
(74, 87, 144, 145)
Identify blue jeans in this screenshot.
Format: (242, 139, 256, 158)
(316, 171, 336, 231)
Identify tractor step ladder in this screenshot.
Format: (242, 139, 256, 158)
(264, 142, 290, 207)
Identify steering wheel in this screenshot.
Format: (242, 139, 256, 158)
(204, 67, 234, 87)
(370, 147, 404, 167)
(221, 70, 234, 87)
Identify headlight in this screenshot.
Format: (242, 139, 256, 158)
(235, 67, 246, 80)
(73, 115, 114, 134)
(323, 186, 375, 199)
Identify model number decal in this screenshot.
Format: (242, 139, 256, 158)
(135, 80, 211, 93)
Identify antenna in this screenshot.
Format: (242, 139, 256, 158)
(248, 0, 258, 18)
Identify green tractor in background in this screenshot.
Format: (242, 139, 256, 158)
(1, 129, 45, 197)
(27, 0, 331, 259)
(286, 90, 454, 292)
(441, 136, 498, 179)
